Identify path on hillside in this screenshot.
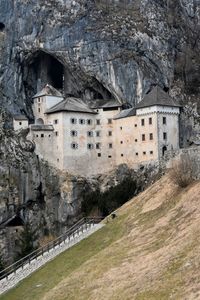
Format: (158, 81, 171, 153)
(0, 223, 104, 295)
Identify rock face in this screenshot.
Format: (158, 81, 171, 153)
(0, 0, 200, 117)
(0, 0, 200, 262)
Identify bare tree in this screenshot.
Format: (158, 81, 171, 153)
(170, 153, 197, 188)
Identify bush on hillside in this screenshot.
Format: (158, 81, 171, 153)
(82, 178, 137, 217)
(15, 223, 38, 261)
(170, 153, 197, 188)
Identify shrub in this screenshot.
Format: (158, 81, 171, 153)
(82, 178, 137, 217)
(170, 153, 197, 188)
(15, 223, 38, 261)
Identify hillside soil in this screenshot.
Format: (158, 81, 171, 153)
(1, 174, 200, 300)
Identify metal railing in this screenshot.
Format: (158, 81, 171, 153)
(0, 217, 103, 281)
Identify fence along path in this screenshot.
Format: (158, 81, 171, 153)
(0, 217, 104, 295)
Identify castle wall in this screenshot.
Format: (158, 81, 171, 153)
(114, 113, 159, 168)
(13, 119, 28, 131)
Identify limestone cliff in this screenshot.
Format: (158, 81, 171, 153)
(0, 0, 199, 117)
(0, 0, 200, 262)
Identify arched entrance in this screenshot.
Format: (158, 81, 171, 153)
(162, 146, 167, 157)
(36, 118, 44, 125)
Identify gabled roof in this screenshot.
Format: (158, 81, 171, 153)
(13, 114, 28, 121)
(136, 86, 180, 109)
(33, 84, 63, 99)
(45, 97, 97, 115)
(113, 107, 136, 120)
(88, 99, 122, 109)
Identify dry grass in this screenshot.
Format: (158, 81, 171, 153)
(2, 174, 200, 300)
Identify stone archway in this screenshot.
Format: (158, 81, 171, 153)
(36, 118, 44, 125)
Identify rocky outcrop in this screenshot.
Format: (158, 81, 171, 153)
(0, 0, 200, 117)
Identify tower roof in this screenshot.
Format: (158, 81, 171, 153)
(33, 84, 63, 99)
(136, 86, 180, 109)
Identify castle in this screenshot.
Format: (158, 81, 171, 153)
(14, 85, 181, 176)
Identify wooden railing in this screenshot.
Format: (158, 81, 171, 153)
(0, 217, 103, 281)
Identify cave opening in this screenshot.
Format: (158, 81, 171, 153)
(23, 51, 115, 106)
(24, 51, 64, 99)
(0, 22, 5, 31)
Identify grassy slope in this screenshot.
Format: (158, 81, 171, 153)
(2, 174, 200, 300)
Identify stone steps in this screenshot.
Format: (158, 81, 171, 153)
(0, 223, 104, 295)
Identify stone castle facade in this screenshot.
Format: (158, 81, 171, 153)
(14, 85, 181, 176)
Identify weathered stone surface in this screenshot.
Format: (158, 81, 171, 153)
(0, 0, 200, 117)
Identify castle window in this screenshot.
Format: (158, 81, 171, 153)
(87, 131, 93, 137)
(149, 117, 152, 125)
(87, 143, 94, 150)
(136, 152, 138, 156)
(71, 142, 78, 149)
(96, 131, 100, 137)
(98, 153, 101, 157)
(70, 130, 77, 137)
(108, 155, 112, 158)
(96, 143, 101, 149)
(120, 141, 123, 144)
(141, 119, 145, 126)
(142, 134, 145, 141)
(19, 122, 22, 125)
(120, 127, 122, 130)
(108, 119, 112, 124)
(163, 117, 166, 125)
(87, 119, 92, 125)
(55, 131, 58, 136)
(135, 139, 138, 142)
(149, 133, 153, 140)
(41, 134, 44, 138)
(38, 98, 40, 103)
(108, 131, 112, 136)
(71, 118, 77, 124)
(135, 124, 137, 127)
(163, 132, 167, 140)
(79, 119, 85, 125)
(38, 108, 40, 113)
(150, 151, 153, 155)
(49, 135, 51, 138)
(143, 151, 146, 155)
(121, 154, 124, 157)
(54, 119, 58, 124)
(96, 119, 101, 125)
(109, 143, 112, 149)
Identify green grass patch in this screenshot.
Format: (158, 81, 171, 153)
(0, 214, 127, 300)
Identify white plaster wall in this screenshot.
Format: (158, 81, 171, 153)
(62, 111, 97, 175)
(114, 113, 159, 167)
(13, 120, 29, 131)
(157, 113, 179, 159)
